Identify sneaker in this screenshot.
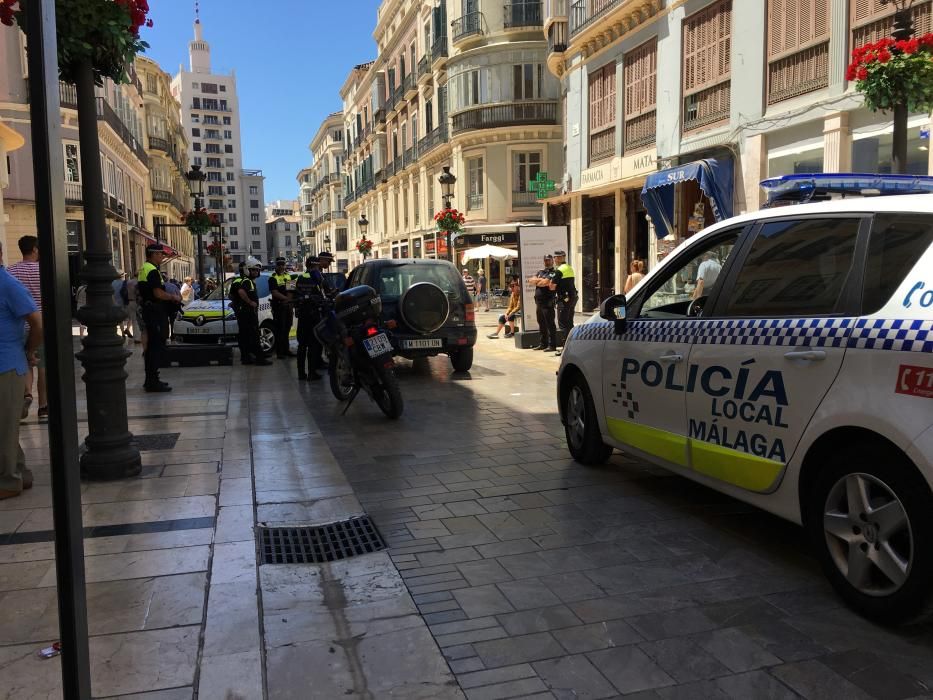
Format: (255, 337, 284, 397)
(531, 345, 546, 351)
(546, 347, 558, 352)
(37, 406, 48, 423)
(144, 384, 172, 393)
(486, 333, 499, 339)
(21, 394, 32, 421)
(504, 332, 514, 338)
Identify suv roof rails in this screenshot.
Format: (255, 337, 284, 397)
(760, 173, 933, 208)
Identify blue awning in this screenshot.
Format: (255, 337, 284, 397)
(641, 159, 734, 238)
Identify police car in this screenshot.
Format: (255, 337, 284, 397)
(558, 189, 933, 622)
(173, 271, 290, 353)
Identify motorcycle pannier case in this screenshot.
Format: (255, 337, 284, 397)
(334, 285, 382, 325)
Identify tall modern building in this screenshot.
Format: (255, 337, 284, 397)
(171, 12, 267, 265)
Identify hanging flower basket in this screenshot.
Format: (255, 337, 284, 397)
(356, 237, 374, 258)
(434, 208, 465, 235)
(1, 0, 153, 85)
(206, 241, 224, 258)
(847, 34, 933, 113)
(184, 208, 217, 237)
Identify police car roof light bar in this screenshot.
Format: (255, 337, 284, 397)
(760, 173, 933, 208)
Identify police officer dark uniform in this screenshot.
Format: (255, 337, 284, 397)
(234, 258, 270, 366)
(268, 257, 295, 358)
(527, 254, 559, 351)
(294, 255, 327, 381)
(137, 243, 181, 392)
(553, 250, 578, 356)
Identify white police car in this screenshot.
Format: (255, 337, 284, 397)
(173, 272, 284, 353)
(558, 192, 933, 622)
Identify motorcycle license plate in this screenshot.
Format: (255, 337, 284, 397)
(402, 338, 442, 348)
(363, 333, 393, 358)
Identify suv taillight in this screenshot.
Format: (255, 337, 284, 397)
(465, 303, 475, 322)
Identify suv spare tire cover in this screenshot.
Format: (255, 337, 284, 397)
(400, 282, 450, 334)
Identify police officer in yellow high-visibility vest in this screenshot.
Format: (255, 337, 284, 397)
(268, 257, 295, 358)
(137, 243, 181, 391)
(553, 249, 578, 357)
(234, 258, 270, 366)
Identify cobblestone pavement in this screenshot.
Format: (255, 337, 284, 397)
(300, 315, 933, 700)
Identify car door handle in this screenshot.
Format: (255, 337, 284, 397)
(784, 350, 827, 361)
(659, 353, 684, 363)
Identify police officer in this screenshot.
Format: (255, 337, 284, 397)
(137, 243, 181, 391)
(234, 258, 270, 366)
(553, 250, 578, 356)
(527, 253, 558, 351)
(294, 255, 326, 381)
(269, 257, 295, 359)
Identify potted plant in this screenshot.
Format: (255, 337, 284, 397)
(434, 207, 465, 235)
(356, 237, 374, 259)
(847, 33, 933, 113)
(184, 208, 218, 237)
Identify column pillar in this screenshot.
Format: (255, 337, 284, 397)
(570, 193, 583, 311)
(614, 188, 625, 297)
(824, 111, 852, 173)
(828, 0, 850, 95)
(740, 133, 767, 213)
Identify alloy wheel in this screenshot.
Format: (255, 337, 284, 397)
(259, 326, 275, 354)
(566, 385, 586, 451)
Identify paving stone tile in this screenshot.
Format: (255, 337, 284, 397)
(539, 572, 606, 603)
(586, 646, 676, 695)
(695, 627, 782, 673)
(436, 531, 502, 549)
(820, 649, 929, 700)
(738, 621, 832, 663)
(453, 584, 516, 618)
(552, 620, 644, 654)
(473, 632, 566, 668)
(457, 663, 538, 689)
(449, 657, 486, 674)
(435, 626, 511, 648)
(457, 559, 514, 586)
(447, 501, 489, 517)
(770, 660, 875, 700)
(418, 599, 463, 614)
(640, 637, 731, 683)
(424, 609, 469, 625)
(497, 552, 560, 579)
(444, 643, 478, 660)
(627, 606, 721, 641)
(497, 605, 583, 636)
(417, 547, 484, 567)
(496, 579, 563, 611)
(476, 538, 541, 559)
(715, 669, 803, 699)
(532, 654, 617, 699)
(430, 616, 501, 637)
(464, 678, 549, 700)
(655, 679, 731, 700)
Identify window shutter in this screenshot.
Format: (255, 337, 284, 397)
(767, 0, 830, 104)
(851, 0, 932, 47)
(683, 0, 732, 132)
(623, 38, 657, 151)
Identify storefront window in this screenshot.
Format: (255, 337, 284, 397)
(852, 123, 929, 175)
(768, 143, 824, 177)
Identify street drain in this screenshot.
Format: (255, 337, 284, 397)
(132, 433, 180, 451)
(258, 516, 385, 564)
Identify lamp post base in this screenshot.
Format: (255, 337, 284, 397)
(80, 437, 141, 481)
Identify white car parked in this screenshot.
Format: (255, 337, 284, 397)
(558, 194, 933, 622)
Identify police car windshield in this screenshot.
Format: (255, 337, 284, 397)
(377, 263, 463, 298)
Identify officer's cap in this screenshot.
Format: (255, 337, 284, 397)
(275, 257, 286, 265)
(305, 255, 320, 266)
(543, 253, 554, 260)
(317, 251, 334, 260)
(553, 250, 566, 257)
(146, 243, 166, 255)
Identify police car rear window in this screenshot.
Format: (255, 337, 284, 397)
(863, 213, 933, 314)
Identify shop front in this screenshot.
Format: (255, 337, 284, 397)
(455, 230, 519, 292)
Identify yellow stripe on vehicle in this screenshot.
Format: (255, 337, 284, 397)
(689, 439, 784, 493)
(182, 311, 228, 319)
(606, 417, 689, 468)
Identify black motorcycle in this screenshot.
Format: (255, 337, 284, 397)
(314, 285, 403, 419)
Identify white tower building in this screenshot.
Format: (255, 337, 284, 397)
(171, 10, 267, 265)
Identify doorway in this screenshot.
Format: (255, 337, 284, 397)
(581, 194, 615, 311)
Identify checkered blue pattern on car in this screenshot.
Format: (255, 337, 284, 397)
(569, 317, 932, 353)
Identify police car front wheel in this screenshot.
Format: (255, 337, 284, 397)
(562, 374, 613, 465)
(807, 444, 933, 624)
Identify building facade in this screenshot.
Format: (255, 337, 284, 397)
(305, 112, 349, 271)
(0, 119, 25, 252)
(546, 0, 933, 311)
(171, 15, 267, 265)
(137, 55, 194, 281)
(340, 0, 562, 290)
(264, 199, 301, 265)
(1, 25, 151, 289)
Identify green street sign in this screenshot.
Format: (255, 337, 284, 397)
(529, 171, 557, 200)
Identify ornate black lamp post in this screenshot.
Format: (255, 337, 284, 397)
(438, 166, 457, 261)
(185, 165, 207, 295)
(324, 232, 332, 250)
(883, 0, 917, 173)
(358, 214, 369, 238)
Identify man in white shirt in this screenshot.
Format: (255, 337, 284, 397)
(180, 277, 194, 304)
(693, 252, 722, 300)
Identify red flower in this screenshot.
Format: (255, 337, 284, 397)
(877, 49, 892, 63)
(856, 67, 868, 81)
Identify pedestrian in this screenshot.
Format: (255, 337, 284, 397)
(234, 258, 270, 366)
(623, 259, 645, 294)
(526, 254, 558, 352)
(180, 276, 194, 304)
(192, 278, 201, 299)
(553, 250, 578, 357)
(0, 239, 42, 500)
(163, 277, 182, 340)
(112, 272, 132, 339)
(74, 283, 87, 337)
(475, 269, 489, 311)
(486, 278, 521, 338)
(693, 251, 722, 300)
(269, 257, 295, 359)
(126, 274, 142, 345)
(137, 243, 181, 392)
(294, 255, 326, 381)
(461, 268, 475, 298)
(8, 235, 47, 423)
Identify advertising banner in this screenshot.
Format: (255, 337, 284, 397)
(517, 226, 569, 332)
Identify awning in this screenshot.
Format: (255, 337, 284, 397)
(641, 159, 734, 238)
(460, 244, 516, 264)
(133, 228, 157, 245)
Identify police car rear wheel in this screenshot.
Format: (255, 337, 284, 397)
(563, 376, 612, 465)
(808, 446, 933, 624)
(259, 324, 275, 356)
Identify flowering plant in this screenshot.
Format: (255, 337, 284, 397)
(184, 208, 218, 237)
(0, 0, 152, 85)
(434, 208, 465, 234)
(206, 241, 224, 258)
(356, 237, 374, 258)
(846, 33, 933, 112)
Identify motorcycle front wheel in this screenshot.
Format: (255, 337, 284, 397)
(329, 350, 354, 401)
(372, 364, 404, 419)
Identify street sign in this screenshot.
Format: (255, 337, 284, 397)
(529, 171, 556, 200)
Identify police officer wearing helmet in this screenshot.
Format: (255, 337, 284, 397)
(552, 250, 577, 356)
(269, 257, 295, 358)
(234, 258, 270, 366)
(137, 243, 182, 391)
(527, 254, 559, 352)
(294, 255, 326, 380)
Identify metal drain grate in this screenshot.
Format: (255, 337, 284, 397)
(258, 516, 385, 564)
(132, 433, 181, 451)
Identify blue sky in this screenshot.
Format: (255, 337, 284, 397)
(142, 0, 382, 202)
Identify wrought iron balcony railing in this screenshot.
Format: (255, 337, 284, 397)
(452, 12, 485, 42)
(569, 0, 622, 36)
(504, 1, 543, 29)
(451, 101, 558, 134)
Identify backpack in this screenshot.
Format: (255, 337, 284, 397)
(119, 280, 129, 306)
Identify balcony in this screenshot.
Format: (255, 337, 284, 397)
(624, 111, 656, 152)
(589, 128, 614, 163)
(569, 0, 621, 36)
(333, 210, 347, 221)
(375, 168, 385, 183)
(467, 193, 484, 211)
(504, 1, 543, 29)
(403, 73, 417, 99)
(59, 82, 78, 109)
(512, 190, 540, 209)
(417, 54, 431, 84)
(683, 81, 730, 134)
(432, 35, 449, 68)
(403, 145, 418, 169)
(344, 191, 357, 207)
(385, 160, 397, 179)
(302, 203, 313, 213)
(452, 12, 485, 44)
(148, 135, 170, 153)
(152, 188, 184, 212)
(418, 124, 449, 156)
(451, 101, 558, 135)
(64, 181, 83, 206)
(374, 107, 386, 127)
(96, 97, 149, 167)
(393, 156, 403, 174)
(767, 42, 830, 105)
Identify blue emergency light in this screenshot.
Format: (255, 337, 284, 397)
(760, 173, 933, 207)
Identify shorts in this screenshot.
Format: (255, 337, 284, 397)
(499, 313, 518, 324)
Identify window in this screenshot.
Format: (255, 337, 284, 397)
(203, 115, 219, 125)
(767, 0, 829, 105)
(205, 144, 221, 154)
(336, 228, 348, 251)
(219, 84, 226, 92)
(250, 199, 260, 208)
(623, 38, 657, 151)
(224, 130, 232, 139)
(223, 116, 231, 125)
(228, 199, 237, 208)
(863, 214, 933, 314)
(192, 82, 199, 90)
(251, 213, 260, 222)
(220, 100, 228, 111)
(512, 152, 541, 208)
(208, 186, 224, 196)
(724, 218, 859, 317)
(207, 157, 222, 168)
(228, 213, 237, 222)
(467, 156, 484, 210)
(851, 0, 932, 48)
(682, 0, 732, 133)
(224, 145, 233, 153)
(207, 171, 222, 182)
(191, 114, 199, 123)
(252, 240, 261, 250)
(285, 235, 292, 246)
(193, 142, 201, 151)
(193, 156, 202, 166)
(285, 223, 291, 231)
(227, 185, 236, 194)
(146, 74, 158, 94)
(226, 172, 235, 181)
(251, 227, 261, 236)
(192, 97, 201, 109)
(512, 63, 542, 100)
(226, 158, 235, 167)
(249, 185, 258, 194)
(588, 64, 615, 163)
(191, 128, 201, 137)
(64, 143, 80, 182)
(209, 198, 223, 209)
(640, 231, 741, 318)
(229, 240, 239, 250)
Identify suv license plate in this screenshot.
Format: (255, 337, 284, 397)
(402, 338, 442, 349)
(363, 333, 393, 358)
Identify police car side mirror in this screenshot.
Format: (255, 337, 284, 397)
(600, 294, 627, 333)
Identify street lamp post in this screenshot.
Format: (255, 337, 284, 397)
(884, 0, 917, 173)
(185, 165, 207, 296)
(438, 166, 457, 262)
(358, 214, 369, 260)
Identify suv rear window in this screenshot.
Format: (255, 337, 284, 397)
(376, 263, 464, 298)
(863, 213, 933, 314)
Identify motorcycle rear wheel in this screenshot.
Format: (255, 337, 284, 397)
(372, 364, 404, 419)
(329, 350, 354, 401)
